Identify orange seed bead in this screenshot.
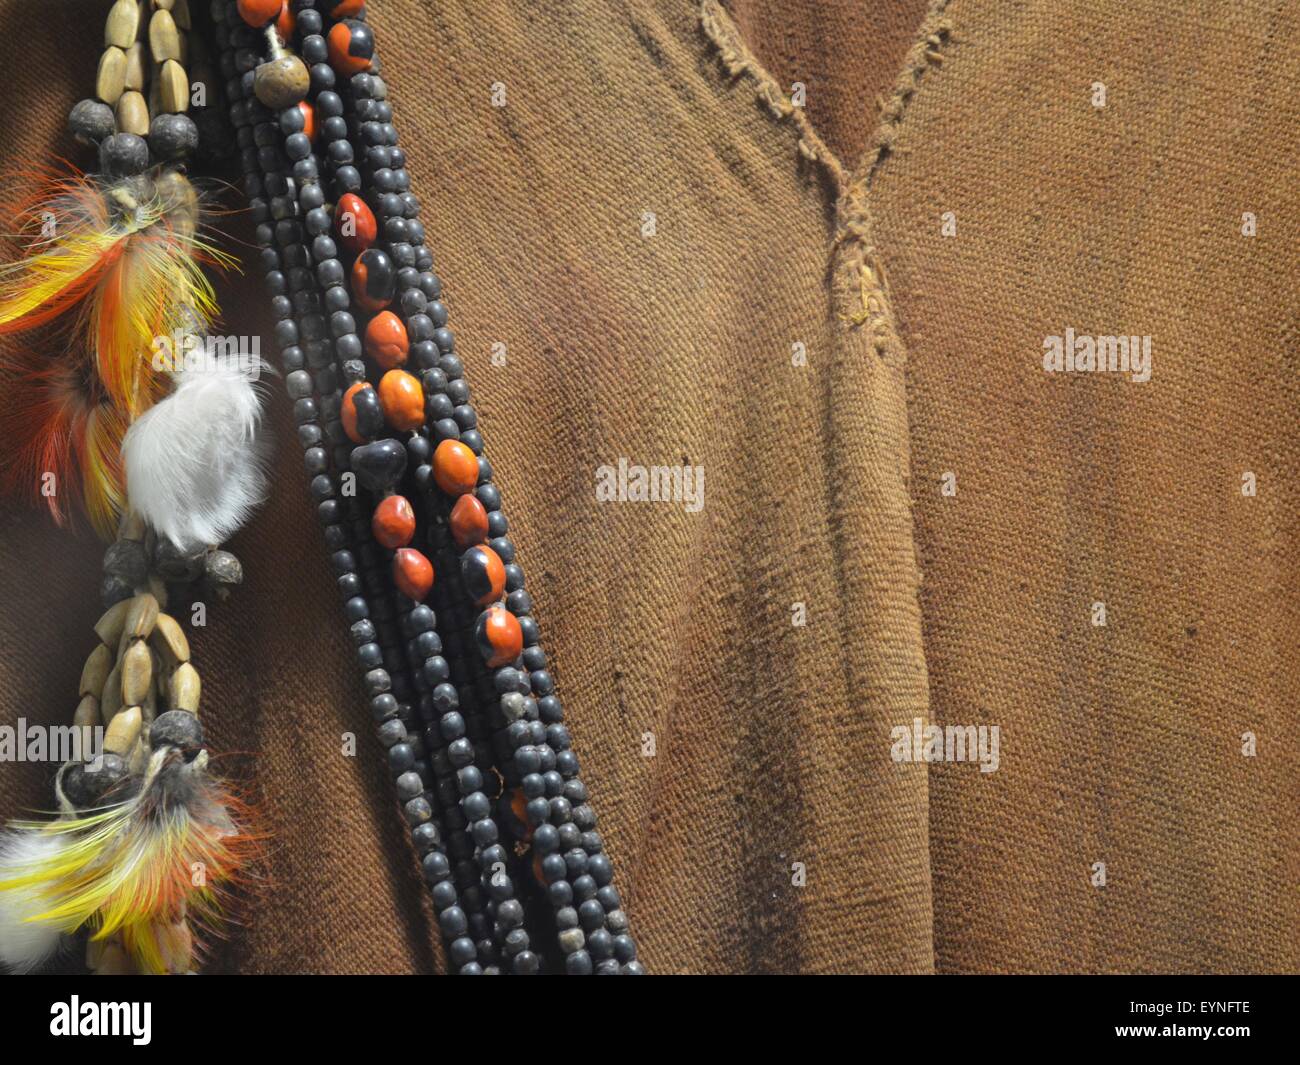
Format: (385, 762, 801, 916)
(449, 493, 489, 549)
(393, 548, 434, 601)
(377, 369, 424, 431)
(237, 0, 283, 26)
(433, 439, 479, 497)
(372, 495, 416, 549)
(364, 310, 409, 369)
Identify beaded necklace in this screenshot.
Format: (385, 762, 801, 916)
(0, 0, 638, 976)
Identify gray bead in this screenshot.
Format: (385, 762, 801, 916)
(59, 753, 129, 808)
(557, 927, 586, 955)
(102, 538, 148, 587)
(205, 549, 243, 587)
(395, 771, 423, 800)
(149, 710, 204, 753)
(149, 113, 200, 161)
(68, 98, 115, 145)
(606, 908, 630, 934)
(153, 540, 207, 582)
(499, 692, 527, 722)
(100, 574, 134, 608)
(403, 797, 433, 825)
(99, 133, 150, 177)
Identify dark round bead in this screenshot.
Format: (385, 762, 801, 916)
(68, 98, 115, 145)
(149, 710, 205, 755)
(350, 438, 408, 492)
(99, 132, 149, 177)
(59, 753, 129, 808)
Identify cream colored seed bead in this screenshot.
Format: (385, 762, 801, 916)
(124, 41, 146, 91)
(124, 592, 160, 640)
(104, 706, 143, 755)
(116, 90, 150, 136)
(152, 612, 190, 666)
(80, 643, 113, 697)
(153, 0, 175, 9)
(105, 0, 139, 48)
(159, 59, 189, 113)
(170, 662, 201, 713)
(73, 694, 99, 729)
(149, 10, 182, 62)
(142, 652, 160, 724)
(121, 638, 153, 705)
(100, 663, 124, 723)
(96, 47, 128, 105)
(95, 599, 131, 646)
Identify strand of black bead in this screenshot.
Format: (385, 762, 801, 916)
(213, 0, 480, 974)
(280, 0, 509, 969)
(285, 0, 533, 972)
(321, 20, 641, 971)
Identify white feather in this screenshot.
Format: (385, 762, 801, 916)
(122, 356, 270, 552)
(0, 828, 68, 973)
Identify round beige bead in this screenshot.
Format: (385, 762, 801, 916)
(254, 55, 310, 109)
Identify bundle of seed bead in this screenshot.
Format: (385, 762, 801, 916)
(214, 0, 641, 972)
(0, 0, 265, 975)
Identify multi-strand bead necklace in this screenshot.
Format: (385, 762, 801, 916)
(211, 0, 641, 974)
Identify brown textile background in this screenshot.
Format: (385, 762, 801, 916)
(0, 0, 1294, 973)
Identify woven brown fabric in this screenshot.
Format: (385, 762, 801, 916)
(0, 0, 1294, 974)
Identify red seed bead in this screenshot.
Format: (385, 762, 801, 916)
(327, 19, 374, 76)
(461, 544, 505, 606)
(433, 439, 479, 497)
(335, 192, 377, 254)
(476, 605, 523, 667)
(377, 369, 424, 430)
(372, 495, 416, 549)
(449, 493, 489, 549)
(393, 548, 434, 601)
(340, 381, 369, 444)
(297, 100, 316, 142)
(237, 0, 282, 26)
(364, 310, 408, 368)
(328, 0, 366, 16)
(275, 3, 295, 37)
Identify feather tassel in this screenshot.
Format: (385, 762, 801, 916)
(121, 356, 269, 552)
(0, 747, 260, 975)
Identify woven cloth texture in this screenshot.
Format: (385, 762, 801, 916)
(0, 0, 1294, 973)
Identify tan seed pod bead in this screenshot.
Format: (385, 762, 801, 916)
(79, 643, 113, 697)
(100, 663, 124, 723)
(94, 599, 131, 646)
(124, 592, 160, 640)
(121, 638, 153, 705)
(170, 662, 201, 713)
(124, 41, 146, 90)
(105, 0, 139, 48)
(73, 694, 100, 729)
(116, 90, 150, 136)
(96, 47, 128, 105)
(159, 59, 189, 113)
(104, 706, 143, 755)
(149, 10, 182, 63)
(173, 0, 192, 30)
(128, 738, 148, 774)
(151, 612, 190, 666)
(153, 0, 176, 9)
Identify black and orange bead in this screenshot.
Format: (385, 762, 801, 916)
(461, 545, 506, 606)
(475, 605, 522, 668)
(351, 247, 395, 311)
(328, 19, 374, 76)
